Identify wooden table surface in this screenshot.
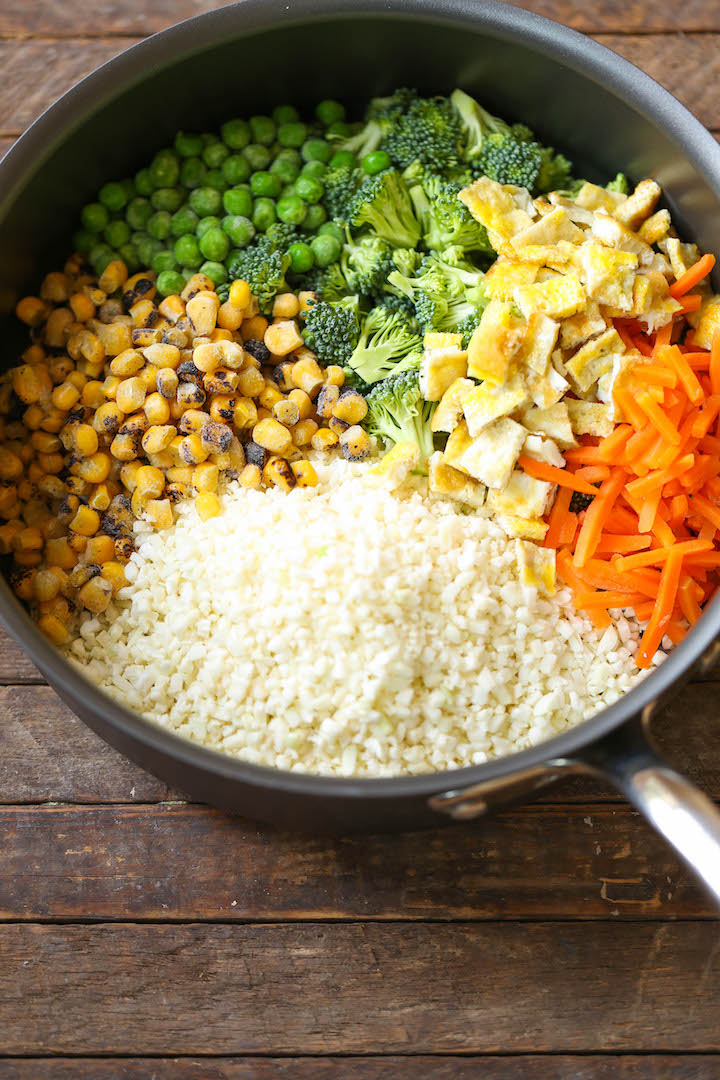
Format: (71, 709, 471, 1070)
(2, 1, 720, 1076)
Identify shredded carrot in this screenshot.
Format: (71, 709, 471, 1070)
(615, 386, 649, 430)
(575, 465, 611, 483)
(636, 547, 684, 667)
(668, 253, 715, 298)
(564, 445, 608, 466)
(597, 424, 633, 462)
(653, 322, 674, 352)
(517, 455, 597, 495)
(574, 590, 648, 611)
(594, 534, 651, 555)
(557, 512, 578, 546)
(573, 469, 627, 568)
(610, 538, 713, 573)
(603, 506, 641, 534)
(669, 494, 689, 522)
(543, 485, 572, 550)
(634, 365, 678, 389)
(691, 395, 720, 438)
(676, 293, 703, 315)
(636, 391, 682, 445)
(699, 519, 717, 543)
(679, 576, 703, 624)
(711, 329, 720, 396)
(689, 492, 720, 532)
(659, 345, 705, 405)
(638, 485, 661, 534)
(556, 550, 611, 629)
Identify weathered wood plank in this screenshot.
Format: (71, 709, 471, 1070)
(1, 923, 719, 1054)
(0, 802, 710, 920)
(0, 627, 43, 684)
(1, 683, 718, 804)
(1, 1057, 719, 1079)
(0, 36, 719, 136)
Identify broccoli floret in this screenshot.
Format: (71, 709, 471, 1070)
(374, 290, 417, 320)
(607, 172, 630, 195)
(456, 309, 483, 347)
(302, 262, 352, 302)
(225, 237, 290, 314)
(450, 88, 512, 158)
(323, 164, 364, 221)
(264, 221, 300, 251)
(336, 89, 418, 159)
(388, 249, 486, 334)
(380, 95, 461, 172)
(302, 295, 360, 366)
(536, 147, 574, 194)
(392, 246, 422, 278)
(365, 369, 436, 462)
(347, 169, 421, 249)
(406, 168, 494, 254)
(347, 304, 422, 385)
(341, 234, 394, 295)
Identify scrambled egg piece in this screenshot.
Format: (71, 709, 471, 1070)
(521, 401, 577, 449)
(513, 275, 586, 320)
(423, 331, 463, 350)
(431, 377, 475, 434)
(691, 296, 720, 351)
(515, 312, 559, 375)
(486, 470, 554, 519)
(638, 209, 671, 246)
(522, 433, 565, 467)
(482, 260, 537, 301)
(366, 442, 420, 489)
(442, 420, 474, 470)
(516, 542, 556, 595)
(575, 182, 627, 215)
(458, 417, 527, 489)
(613, 179, 661, 231)
(525, 363, 569, 409)
(659, 237, 703, 281)
(566, 399, 615, 437)
(497, 514, 549, 541)
(579, 244, 637, 310)
(467, 299, 525, 383)
(427, 451, 486, 507)
(419, 346, 468, 401)
(463, 372, 529, 437)
(565, 327, 626, 394)
(559, 300, 607, 351)
(511, 207, 584, 249)
(458, 176, 534, 246)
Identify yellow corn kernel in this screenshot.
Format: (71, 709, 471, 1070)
(16, 296, 51, 327)
(291, 460, 318, 487)
(157, 295, 185, 323)
(69, 292, 96, 322)
(234, 366, 263, 398)
(186, 292, 220, 337)
(146, 450, 174, 471)
(143, 392, 170, 426)
(316, 384, 340, 419)
(36, 451, 64, 475)
(192, 342, 224, 373)
(40, 272, 71, 303)
(38, 474, 67, 502)
(44, 309, 73, 348)
(217, 301, 245, 332)
(179, 434, 209, 465)
(85, 534, 116, 564)
(76, 452, 112, 484)
(78, 575, 113, 613)
(208, 395, 236, 424)
(69, 505, 100, 537)
(297, 290, 319, 317)
(311, 428, 339, 452)
(118, 461, 141, 493)
(143, 342, 181, 370)
(141, 425, 175, 455)
(81, 380, 106, 409)
(253, 417, 293, 454)
(99, 259, 128, 294)
(259, 382, 284, 411)
(93, 402, 124, 439)
(115, 377, 147, 414)
(89, 483, 112, 512)
(156, 368, 179, 399)
(339, 425, 371, 461)
(0, 484, 17, 517)
(231, 396, 257, 429)
(30, 430, 60, 454)
(22, 404, 44, 431)
(110, 348, 144, 377)
(212, 435, 245, 472)
(272, 361, 296, 393)
(23, 343, 47, 365)
(65, 370, 87, 393)
(110, 433, 139, 462)
(102, 375, 121, 401)
(95, 320, 133, 357)
(124, 271, 157, 300)
(291, 418, 319, 447)
(39, 409, 65, 434)
(129, 298, 156, 327)
(193, 491, 220, 521)
(138, 365, 158, 393)
(13, 364, 53, 405)
(101, 561, 128, 593)
(166, 466, 193, 485)
(291, 356, 324, 398)
(13, 525, 43, 551)
(44, 537, 77, 569)
(33, 568, 61, 602)
(241, 314, 268, 341)
(135, 465, 165, 499)
(238, 463, 262, 489)
(72, 423, 99, 457)
(14, 549, 42, 568)
(0, 522, 19, 553)
(37, 613, 70, 645)
(332, 390, 368, 425)
(263, 456, 295, 492)
(193, 461, 219, 493)
(264, 319, 304, 358)
(226, 281, 249, 310)
(272, 398, 300, 427)
(65, 477, 91, 500)
(324, 366, 345, 388)
(181, 273, 215, 301)
(0, 448, 23, 481)
(270, 291, 300, 319)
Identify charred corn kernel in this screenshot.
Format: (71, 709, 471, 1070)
(263, 455, 295, 492)
(143, 342, 181, 369)
(329, 416, 350, 436)
(48, 355, 75, 385)
(178, 434, 209, 465)
(98, 259, 128, 294)
(259, 383, 284, 411)
(157, 294, 185, 323)
(272, 292, 300, 320)
(11, 567, 36, 600)
(273, 362, 296, 393)
(14, 549, 42, 568)
(37, 451, 64, 475)
(177, 409, 207, 436)
(37, 473, 67, 500)
(291, 356, 324, 398)
(100, 560, 128, 593)
(45, 537, 77, 569)
(33, 568, 62, 602)
(209, 394, 236, 424)
(129, 298, 156, 327)
(110, 432, 139, 461)
(76, 451, 112, 484)
(264, 319, 303, 357)
(340, 425, 371, 461)
(193, 461, 219, 493)
(156, 368, 179, 399)
(237, 366, 264, 397)
(177, 382, 206, 407)
(117, 411, 149, 438)
(50, 380, 80, 411)
(253, 417, 293, 454)
(81, 380, 105, 408)
(78, 575, 113, 613)
(241, 314, 268, 341)
(238, 463, 262, 489)
(291, 459, 318, 487)
(141, 425, 176, 455)
(316, 384, 340, 419)
(132, 326, 162, 349)
(93, 402, 124, 438)
(201, 421, 232, 455)
(85, 535, 116, 564)
(95, 321, 132, 357)
(102, 375, 121, 400)
(69, 505, 100, 536)
(212, 435, 245, 472)
(233, 397, 258, 429)
(181, 273, 215, 302)
(89, 483, 112, 512)
(110, 348, 144, 377)
(66, 476, 92, 498)
(13, 364, 52, 405)
(16, 296, 50, 327)
(124, 271, 157, 301)
(138, 365, 158, 393)
(113, 536, 134, 562)
(69, 292, 95, 322)
(311, 428, 339, 452)
(297, 290, 319, 317)
(72, 424, 99, 457)
(116, 377, 147, 413)
(272, 399, 300, 427)
(217, 301, 245, 331)
(42, 517, 68, 541)
(0, 448, 23, 481)
(192, 491, 219, 521)
(287, 389, 313, 420)
(13, 526, 43, 551)
(143, 392, 171, 426)
(186, 292, 219, 336)
(204, 367, 239, 395)
(37, 613, 70, 645)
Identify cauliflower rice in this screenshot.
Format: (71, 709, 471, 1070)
(64, 458, 649, 776)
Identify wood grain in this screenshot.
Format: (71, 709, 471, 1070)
(0, 802, 711, 920)
(0, 628, 43, 683)
(2, 922, 719, 1054)
(1, 36, 720, 136)
(2, 1058, 720, 1079)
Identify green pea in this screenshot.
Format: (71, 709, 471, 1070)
(199, 226, 230, 262)
(151, 187, 184, 212)
(125, 197, 153, 231)
(310, 233, 341, 267)
(180, 157, 207, 189)
(134, 168, 155, 196)
(318, 221, 345, 244)
(118, 242, 140, 272)
(250, 171, 282, 198)
(204, 169, 229, 192)
(199, 261, 228, 287)
(150, 150, 180, 189)
(72, 229, 95, 255)
(273, 104, 299, 126)
(221, 154, 251, 185)
(221, 118, 251, 150)
(104, 220, 131, 248)
(270, 156, 300, 185)
(223, 185, 253, 217)
(303, 203, 327, 232)
(222, 215, 255, 247)
(171, 206, 199, 237)
(147, 211, 172, 241)
(120, 179, 136, 202)
(196, 216, 222, 238)
(302, 138, 332, 164)
(175, 131, 204, 158)
(277, 122, 309, 149)
(252, 197, 276, 232)
(280, 182, 297, 199)
(276, 195, 307, 226)
(91, 245, 116, 276)
(202, 133, 219, 147)
(157, 269, 187, 297)
(326, 120, 351, 138)
(295, 175, 324, 204)
(363, 150, 392, 175)
(249, 115, 276, 146)
(288, 242, 315, 274)
(329, 150, 358, 169)
(174, 234, 203, 269)
(136, 235, 163, 267)
(152, 250, 179, 275)
(189, 187, 223, 217)
(242, 143, 272, 172)
(98, 181, 128, 212)
(203, 141, 230, 169)
(301, 160, 327, 180)
(316, 99, 345, 127)
(81, 203, 109, 233)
